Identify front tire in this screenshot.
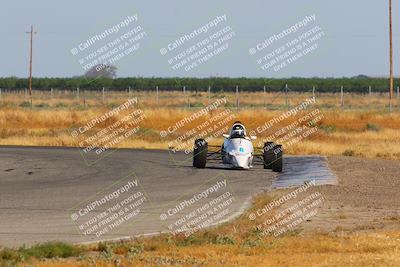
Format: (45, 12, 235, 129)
(272, 144, 283, 172)
(263, 142, 275, 169)
(193, 139, 207, 168)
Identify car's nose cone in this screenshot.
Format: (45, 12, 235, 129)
(232, 155, 250, 169)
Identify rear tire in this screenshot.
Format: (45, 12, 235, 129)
(193, 139, 207, 168)
(263, 142, 275, 169)
(272, 144, 283, 172)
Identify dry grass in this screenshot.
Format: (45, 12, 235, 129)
(1, 91, 400, 160)
(10, 192, 400, 267)
(1, 90, 398, 109)
(25, 233, 400, 267)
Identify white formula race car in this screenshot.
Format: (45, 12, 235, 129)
(193, 121, 283, 172)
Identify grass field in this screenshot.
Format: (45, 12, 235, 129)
(0, 89, 398, 110)
(0, 90, 399, 160)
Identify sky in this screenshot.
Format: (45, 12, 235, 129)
(0, 0, 399, 78)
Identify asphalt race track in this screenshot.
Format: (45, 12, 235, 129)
(0, 146, 336, 247)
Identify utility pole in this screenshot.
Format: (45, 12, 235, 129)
(26, 25, 36, 108)
(389, 0, 394, 112)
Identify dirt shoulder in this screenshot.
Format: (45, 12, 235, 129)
(297, 156, 400, 233)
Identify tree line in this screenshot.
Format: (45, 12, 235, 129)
(0, 76, 395, 93)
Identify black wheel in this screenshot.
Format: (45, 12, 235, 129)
(193, 139, 207, 168)
(263, 142, 275, 169)
(272, 144, 283, 172)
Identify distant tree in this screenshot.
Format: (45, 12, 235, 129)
(0, 76, 394, 92)
(352, 74, 370, 79)
(84, 64, 117, 79)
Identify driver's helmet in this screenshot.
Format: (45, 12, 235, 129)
(231, 124, 246, 138)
